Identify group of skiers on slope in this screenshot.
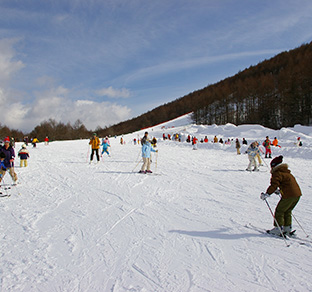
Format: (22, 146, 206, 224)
(88, 132, 302, 238)
(88, 133, 111, 163)
(0, 136, 31, 187)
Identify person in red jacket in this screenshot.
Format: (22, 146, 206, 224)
(44, 136, 49, 145)
(192, 136, 198, 150)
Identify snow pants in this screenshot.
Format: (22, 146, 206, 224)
(20, 159, 28, 167)
(90, 149, 100, 161)
(247, 155, 257, 170)
(0, 167, 17, 183)
(141, 157, 151, 172)
(102, 148, 110, 156)
(274, 197, 300, 227)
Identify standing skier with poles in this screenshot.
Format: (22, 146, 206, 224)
(89, 133, 101, 163)
(260, 155, 302, 236)
(139, 132, 158, 174)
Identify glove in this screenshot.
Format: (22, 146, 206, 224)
(260, 192, 270, 200)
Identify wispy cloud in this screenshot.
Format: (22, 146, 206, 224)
(95, 86, 130, 99)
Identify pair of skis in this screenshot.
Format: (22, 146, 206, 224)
(246, 224, 311, 247)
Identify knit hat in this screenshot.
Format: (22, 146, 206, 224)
(270, 155, 283, 168)
(3, 137, 10, 143)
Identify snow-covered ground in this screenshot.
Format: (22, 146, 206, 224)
(1, 114, 312, 292)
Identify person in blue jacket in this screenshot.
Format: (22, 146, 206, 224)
(101, 137, 111, 157)
(139, 132, 158, 173)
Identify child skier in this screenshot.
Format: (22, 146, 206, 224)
(139, 133, 158, 174)
(18, 144, 30, 167)
(260, 155, 302, 236)
(101, 137, 111, 157)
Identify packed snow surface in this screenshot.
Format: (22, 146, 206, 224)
(1, 114, 312, 292)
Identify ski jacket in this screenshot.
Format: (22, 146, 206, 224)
(18, 148, 30, 160)
(141, 142, 156, 158)
(263, 139, 271, 149)
(0, 145, 15, 168)
(247, 144, 260, 157)
(266, 163, 302, 199)
(89, 137, 100, 149)
(272, 139, 278, 146)
(235, 140, 240, 149)
(101, 141, 110, 150)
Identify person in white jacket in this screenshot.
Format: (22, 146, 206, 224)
(246, 142, 260, 171)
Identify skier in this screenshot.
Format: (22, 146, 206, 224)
(192, 136, 198, 150)
(246, 142, 260, 171)
(260, 156, 302, 236)
(89, 133, 100, 163)
(32, 137, 39, 148)
(0, 137, 17, 184)
(44, 136, 49, 145)
(263, 136, 272, 158)
(139, 135, 157, 174)
(204, 136, 208, 143)
(101, 137, 111, 157)
(213, 136, 218, 143)
(235, 138, 241, 155)
(272, 137, 278, 147)
(18, 144, 30, 167)
(242, 138, 248, 145)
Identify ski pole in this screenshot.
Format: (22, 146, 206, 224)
(259, 152, 269, 169)
(132, 159, 142, 172)
(155, 151, 158, 173)
(86, 145, 90, 163)
(264, 198, 289, 247)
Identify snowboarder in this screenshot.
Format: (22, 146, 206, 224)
(89, 133, 101, 163)
(263, 136, 272, 158)
(101, 137, 111, 157)
(0, 137, 17, 184)
(260, 156, 302, 236)
(139, 134, 157, 174)
(246, 142, 260, 171)
(18, 144, 30, 167)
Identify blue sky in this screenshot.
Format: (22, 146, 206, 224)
(0, 0, 312, 132)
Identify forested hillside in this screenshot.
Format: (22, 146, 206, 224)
(98, 41, 312, 136)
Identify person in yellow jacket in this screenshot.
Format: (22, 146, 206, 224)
(89, 133, 101, 163)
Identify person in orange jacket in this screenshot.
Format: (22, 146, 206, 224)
(89, 133, 101, 163)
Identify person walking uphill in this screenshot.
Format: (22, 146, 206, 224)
(89, 133, 101, 163)
(260, 156, 302, 236)
(139, 133, 158, 174)
(0, 137, 17, 184)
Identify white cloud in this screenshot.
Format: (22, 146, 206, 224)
(19, 86, 132, 131)
(95, 86, 130, 99)
(0, 38, 25, 86)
